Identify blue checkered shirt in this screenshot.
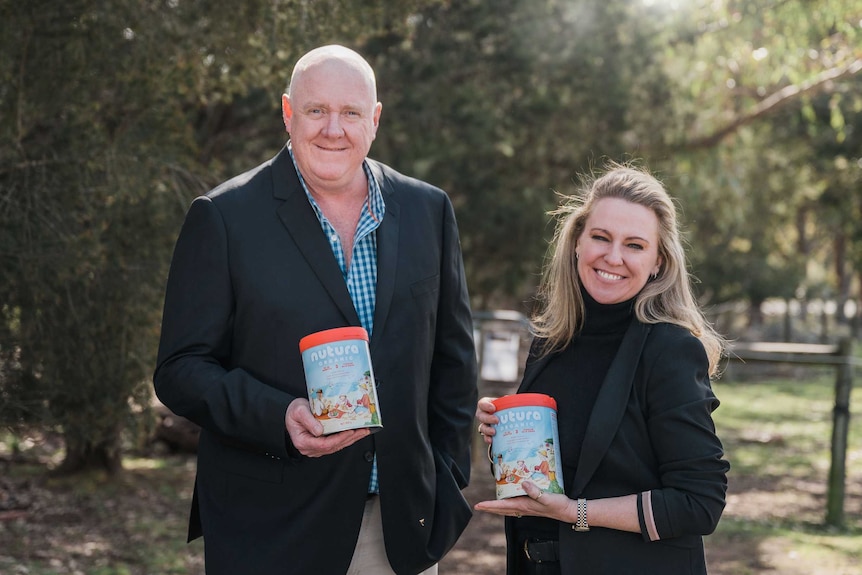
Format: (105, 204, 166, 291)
(289, 145, 384, 493)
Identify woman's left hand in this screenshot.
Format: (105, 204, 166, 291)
(475, 397, 498, 446)
(474, 481, 577, 523)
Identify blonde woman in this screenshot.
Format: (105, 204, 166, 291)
(476, 163, 729, 574)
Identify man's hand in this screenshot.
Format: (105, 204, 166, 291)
(285, 398, 371, 457)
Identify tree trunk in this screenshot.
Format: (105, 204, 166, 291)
(55, 432, 123, 476)
(833, 233, 849, 325)
(747, 299, 765, 329)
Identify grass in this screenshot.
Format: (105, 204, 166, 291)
(0, 450, 205, 575)
(704, 368, 862, 574)
(716, 370, 862, 480)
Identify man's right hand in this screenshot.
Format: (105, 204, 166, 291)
(285, 398, 371, 457)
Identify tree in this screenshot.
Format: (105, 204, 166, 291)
(3, 0, 861, 475)
(0, 0, 208, 473)
(369, 0, 674, 308)
(0, 0, 436, 474)
(644, 0, 862, 321)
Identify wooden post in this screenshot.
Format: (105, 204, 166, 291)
(825, 337, 854, 527)
(472, 320, 487, 467)
(820, 305, 830, 343)
(783, 298, 793, 342)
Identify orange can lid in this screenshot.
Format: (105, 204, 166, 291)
(299, 326, 369, 352)
(492, 393, 557, 412)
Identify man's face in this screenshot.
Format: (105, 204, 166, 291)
(282, 59, 382, 195)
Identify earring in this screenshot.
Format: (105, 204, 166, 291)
(575, 252, 580, 260)
(651, 272, 658, 280)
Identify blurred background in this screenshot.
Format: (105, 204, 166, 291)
(1, 1, 861, 573)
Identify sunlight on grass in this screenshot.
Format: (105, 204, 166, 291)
(714, 373, 862, 478)
(123, 456, 167, 470)
(706, 369, 862, 574)
(761, 527, 861, 574)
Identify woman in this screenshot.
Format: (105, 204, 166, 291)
(475, 163, 729, 574)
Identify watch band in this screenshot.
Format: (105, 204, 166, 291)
(574, 498, 590, 532)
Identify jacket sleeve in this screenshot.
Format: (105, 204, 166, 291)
(637, 327, 730, 541)
(427, 194, 479, 488)
(153, 196, 295, 458)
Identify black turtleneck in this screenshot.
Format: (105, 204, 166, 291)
(516, 288, 634, 540)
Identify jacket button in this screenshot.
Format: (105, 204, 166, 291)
(364, 451, 374, 462)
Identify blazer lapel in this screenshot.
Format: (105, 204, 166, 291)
(569, 319, 651, 496)
(368, 162, 398, 353)
(517, 342, 554, 394)
(271, 148, 360, 326)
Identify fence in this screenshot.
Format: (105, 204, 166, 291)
(472, 311, 531, 465)
(727, 338, 862, 527)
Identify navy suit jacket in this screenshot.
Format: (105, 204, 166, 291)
(154, 146, 478, 575)
(505, 320, 729, 574)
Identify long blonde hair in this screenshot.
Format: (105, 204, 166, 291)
(532, 162, 725, 376)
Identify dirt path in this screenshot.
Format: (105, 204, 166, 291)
(2, 450, 860, 574)
(440, 478, 507, 574)
(444, 467, 862, 575)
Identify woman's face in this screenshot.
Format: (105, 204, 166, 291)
(576, 197, 662, 305)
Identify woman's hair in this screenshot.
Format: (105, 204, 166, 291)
(531, 161, 725, 376)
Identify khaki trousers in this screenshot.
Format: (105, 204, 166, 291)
(347, 496, 439, 575)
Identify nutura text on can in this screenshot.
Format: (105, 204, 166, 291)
(491, 393, 564, 499)
(299, 326, 382, 435)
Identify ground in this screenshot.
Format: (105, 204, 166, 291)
(0, 455, 862, 575)
(1, 446, 859, 574)
(448, 463, 862, 575)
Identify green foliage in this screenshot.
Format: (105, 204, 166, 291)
(2, 0, 861, 473)
(370, 0, 673, 307)
(649, 0, 862, 310)
(0, 0, 438, 472)
(0, 0, 199, 471)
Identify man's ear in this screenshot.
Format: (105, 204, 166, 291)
(371, 102, 382, 138)
(281, 94, 293, 133)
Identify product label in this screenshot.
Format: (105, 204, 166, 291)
(301, 338, 382, 435)
(491, 406, 564, 499)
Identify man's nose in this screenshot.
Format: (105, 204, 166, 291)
(322, 113, 344, 137)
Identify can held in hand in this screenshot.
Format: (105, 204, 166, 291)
(491, 393, 564, 499)
(299, 326, 383, 435)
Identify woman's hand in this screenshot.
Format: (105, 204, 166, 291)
(474, 481, 577, 522)
(475, 396, 499, 446)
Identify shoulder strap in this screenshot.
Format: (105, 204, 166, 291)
(569, 319, 651, 496)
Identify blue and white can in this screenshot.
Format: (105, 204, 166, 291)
(491, 393, 564, 499)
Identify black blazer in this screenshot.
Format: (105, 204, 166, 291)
(154, 146, 478, 575)
(505, 320, 729, 574)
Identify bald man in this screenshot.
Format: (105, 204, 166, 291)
(154, 45, 478, 574)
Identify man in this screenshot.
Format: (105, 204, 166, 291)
(154, 45, 478, 574)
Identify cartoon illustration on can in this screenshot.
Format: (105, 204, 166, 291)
(491, 393, 565, 499)
(299, 326, 383, 435)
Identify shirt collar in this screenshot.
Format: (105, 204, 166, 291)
(287, 142, 385, 223)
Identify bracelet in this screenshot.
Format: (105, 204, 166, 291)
(574, 498, 590, 532)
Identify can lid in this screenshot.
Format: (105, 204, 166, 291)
(492, 393, 557, 411)
(299, 326, 369, 352)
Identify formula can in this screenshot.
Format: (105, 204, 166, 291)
(491, 393, 564, 499)
(299, 326, 382, 435)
